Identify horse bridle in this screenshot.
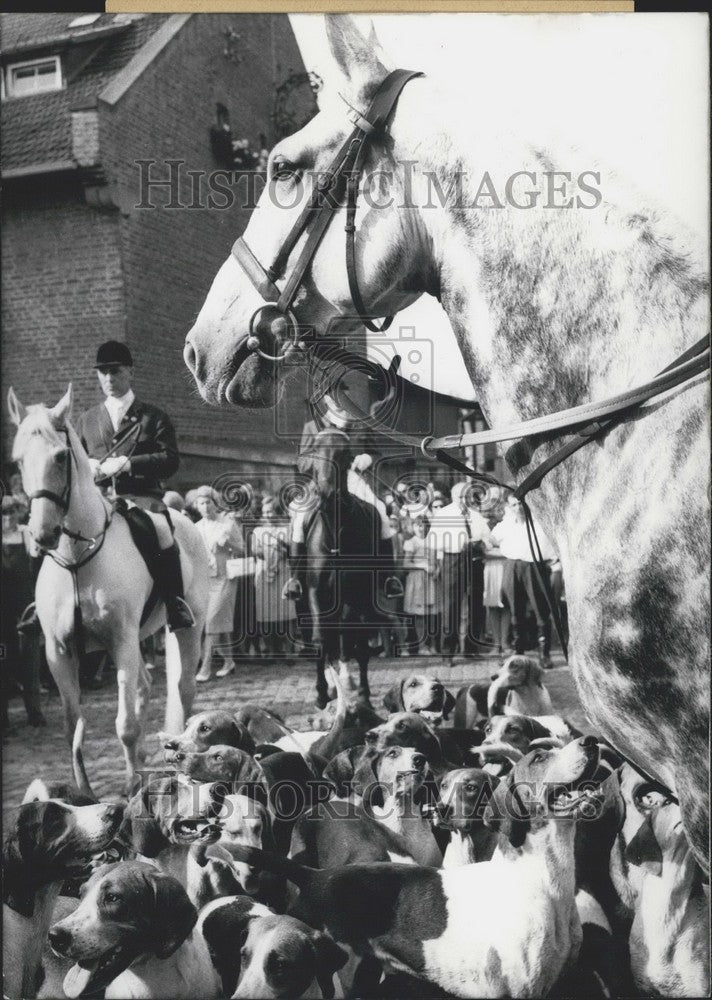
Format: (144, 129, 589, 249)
(232, 68, 423, 364)
(25, 426, 111, 565)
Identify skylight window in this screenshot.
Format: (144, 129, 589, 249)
(68, 14, 101, 28)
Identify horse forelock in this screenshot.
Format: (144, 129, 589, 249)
(11, 405, 66, 461)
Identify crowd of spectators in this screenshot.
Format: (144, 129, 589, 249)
(2, 470, 567, 720)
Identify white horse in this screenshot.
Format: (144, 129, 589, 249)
(184, 15, 709, 871)
(8, 385, 209, 793)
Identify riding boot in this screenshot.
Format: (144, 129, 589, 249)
(155, 542, 196, 631)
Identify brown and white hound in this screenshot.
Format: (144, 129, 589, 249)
(49, 860, 222, 998)
(3, 799, 122, 1000)
(383, 674, 456, 726)
(225, 738, 608, 998)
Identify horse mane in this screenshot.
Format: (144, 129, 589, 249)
(11, 405, 66, 460)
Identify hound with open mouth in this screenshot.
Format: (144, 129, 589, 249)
(48, 860, 222, 999)
(221, 737, 607, 998)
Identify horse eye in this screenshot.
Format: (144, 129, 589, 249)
(272, 160, 295, 180)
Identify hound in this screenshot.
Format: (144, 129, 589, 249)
(433, 768, 499, 866)
(48, 861, 222, 999)
(225, 738, 607, 998)
(383, 675, 456, 726)
(3, 798, 122, 1000)
(487, 655, 554, 718)
(625, 800, 710, 996)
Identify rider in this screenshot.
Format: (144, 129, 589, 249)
(285, 386, 403, 609)
(75, 340, 195, 632)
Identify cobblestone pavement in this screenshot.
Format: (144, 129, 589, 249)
(2, 650, 586, 831)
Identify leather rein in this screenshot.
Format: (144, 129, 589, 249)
(231, 68, 708, 803)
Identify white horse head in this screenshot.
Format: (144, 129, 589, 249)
(185, 15, 433, 408)
(8, 384, 91, 549)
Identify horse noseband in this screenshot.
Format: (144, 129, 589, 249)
(234, 68, 424, 362)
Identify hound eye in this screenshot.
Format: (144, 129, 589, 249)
(396, 721, 406, 731)
(104, 892, 121, 904)
(386, 748, 399, 758)
(466, 784, 477, 792)
(214, 754, 223, 762)
(408, 680, 418, 687)
(530, 751, 546, 763)
(199, 723, 209, 733)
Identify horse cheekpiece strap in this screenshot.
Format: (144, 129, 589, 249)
(232, 68, 423, 360)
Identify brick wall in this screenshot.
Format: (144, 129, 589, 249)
(101, 13, 315, 490)
(1, 175, 126, 466)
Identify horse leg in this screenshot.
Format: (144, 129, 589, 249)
(355, 641, 372, 708)
(134, 660, 152, 767)
(111, 638, 145, 796)
(166, 625, 203, 733)
(47, 646, 81, 749)
(315, 648, 329, 709)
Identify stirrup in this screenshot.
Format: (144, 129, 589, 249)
(167, 597, 196, 632)
(17, 602, 41, 636)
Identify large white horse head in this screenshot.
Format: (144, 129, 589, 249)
(8, 384, 75, 549)
(184, 15, 430, 408)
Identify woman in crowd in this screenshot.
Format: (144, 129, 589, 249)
(402, 514, 440, 655)
(194, 485, 244, 681)
(1, 495, 45, 727)
(252, 494, 296, 656)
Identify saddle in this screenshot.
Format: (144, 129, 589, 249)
(113, 498, 166, 625)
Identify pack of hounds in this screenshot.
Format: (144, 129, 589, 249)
(4, 655, 709, 999)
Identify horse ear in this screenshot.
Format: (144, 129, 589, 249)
(7, 387, 27, 427)
(49, 384, 73, 427)
(324, 15, 392, 106)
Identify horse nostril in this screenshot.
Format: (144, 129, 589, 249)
(183, 339, 198, 375)
(49, 926, 71, 954)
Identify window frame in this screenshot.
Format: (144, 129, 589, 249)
(3, 56, 63, 99)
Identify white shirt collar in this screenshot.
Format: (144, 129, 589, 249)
(104, 389, 135, 414)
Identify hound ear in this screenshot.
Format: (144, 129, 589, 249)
(229, 720, 256, 754)
(118, 784, 169, 858)
(354, 751, 382, 804)
(325, 14, 392, 107)
(483, 779, 529, 849)
(7, 387, 27, 427)
(312, 930, 349, 997)
(49, 384, 73, 426)
(442, 689, 456, 721)
(625, 814, 663, 876)
(383, 681, 404, 714)
(146, 869, 198, 957)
